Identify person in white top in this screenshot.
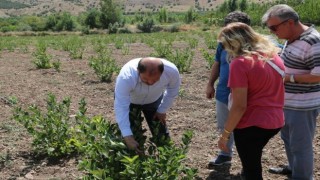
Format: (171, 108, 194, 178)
(114, 57, 181, 154)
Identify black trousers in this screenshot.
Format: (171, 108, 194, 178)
(129, 95, 169, 147)
(234, 126, 281, 180)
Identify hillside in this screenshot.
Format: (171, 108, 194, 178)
(0, 0, 228, 18)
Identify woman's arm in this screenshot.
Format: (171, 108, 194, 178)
(218, 87, 247, 152)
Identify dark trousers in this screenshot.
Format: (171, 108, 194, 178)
(234, 126, 281, 180)
(129, 95, 169, 147)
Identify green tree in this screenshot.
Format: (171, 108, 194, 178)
(217, 1, 229, 12)
(185, 8, 196, 24)
(45, 12, 75, 31)
(85, 9, 101, 28)
(239, 0, 247, 11)
(228, 0, 238, 12)
(45, 15, 57, 30)
(21, 16, 46, 31)
(137, 17, 154, 33)
(56, 12, 74, 31)
(158, 7, 168, 23)
(100, 0, 123, 29)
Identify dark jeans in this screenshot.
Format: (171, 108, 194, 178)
(234, 126, 281, 180)
(129, 95, 169, 147)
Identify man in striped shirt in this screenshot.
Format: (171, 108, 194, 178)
(262, 4, 320, 180)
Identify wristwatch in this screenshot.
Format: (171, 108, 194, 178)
(290, 74, 295, 83)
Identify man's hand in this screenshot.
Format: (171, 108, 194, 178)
(124, 135, 143, 155)
(206, 84, 215, 99)
(154, 112, 167, 125)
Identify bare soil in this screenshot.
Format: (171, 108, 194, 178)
(0, 37, 319, 180)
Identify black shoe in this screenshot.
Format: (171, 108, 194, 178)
(208, 155, 232, 166)
(269, 166, 292, 175)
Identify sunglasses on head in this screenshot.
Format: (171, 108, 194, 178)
(268, 19, 290, 31)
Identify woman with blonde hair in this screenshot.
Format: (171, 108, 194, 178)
(216, 22, 285, 180)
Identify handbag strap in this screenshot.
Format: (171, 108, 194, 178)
(266, 60, 285, 78)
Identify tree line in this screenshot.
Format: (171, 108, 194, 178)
(0, 0, 319, 34)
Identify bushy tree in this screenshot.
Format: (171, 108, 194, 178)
(45, 12, 75, 31)
(184, 8, 196, 24)
(239, 0, 248, 11)
(137, 17, 154, 33)
(56, 12, 74, 31)
(21, 16, 46, 31)
(158, 8, 168, 23)
(85, 9, 101, 28)
(100, 0, 123, 29)
(228, 0, 238, 12)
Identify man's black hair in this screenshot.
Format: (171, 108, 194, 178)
(138, 58, 164, 74)
(224, 11, 251, 26)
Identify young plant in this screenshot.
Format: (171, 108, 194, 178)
(168, 48, 194, 72)
(61, 37, 84, 59)
(150, 40, 173, 58)
(52, 60, 61, 72)
(121, 44, 130, 55)
(114, 37, 124, 49)
(204, 35, 217, 50)
(120, 130, 198, 179)
(69, 44, 84, 59)
(187, 38, 198, 49)
(76, 101, 197, 179)
(32, 41, 52, 69)
(89, 49, 120, 82)
(200, 48, 215, 68)
(12, 93, 76, 157)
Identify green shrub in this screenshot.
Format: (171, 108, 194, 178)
(150, 40, 173, 58)
(100, 0, 123, 29)
(52, 60, 61, 72)
(32, 41, 52, 69)
(184, 8, 196, 24)
(200, 48, 215, 68)
(84, 9, 101, 29)
(89, 50, 120, 82)
(137, 17, 155, 33)
(77, 113, 197, 179)
(13, 94, 76, 157)
(13, 93, 198, 179)
(108, 22, 120, 34)
(187, 38, 198, 49)
(166, 23, 180, 32)
(168, 48, 194, 72)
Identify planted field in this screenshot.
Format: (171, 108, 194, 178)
(0, 31, 319, 179)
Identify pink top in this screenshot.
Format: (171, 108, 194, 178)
(228, 54, 285, 129)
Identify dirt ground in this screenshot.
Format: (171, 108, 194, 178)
(0, 36, 319, 180)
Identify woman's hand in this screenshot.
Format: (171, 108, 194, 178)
(218, 136, 230, 153)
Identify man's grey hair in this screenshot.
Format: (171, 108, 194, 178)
(261, 4, 299, 24)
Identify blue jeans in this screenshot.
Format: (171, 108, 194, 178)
(216, 100, 233, 157)
(129, 95, 169, 146)
(281, 109, 319, 180)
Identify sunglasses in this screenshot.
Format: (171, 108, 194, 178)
(268, 19, 289, 31)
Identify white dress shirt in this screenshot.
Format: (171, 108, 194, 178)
(114, 58, 181, 137)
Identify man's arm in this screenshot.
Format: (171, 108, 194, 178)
(284, 74, 320, 84)
(114, 76, 143, 153)
(114, 74, 134, 137)
(283, 44, 320, 84)
(156, 67, 181, 114)
(206, 61, 220, 99)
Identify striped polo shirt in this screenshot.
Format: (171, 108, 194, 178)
(281, 26, 320, 110)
